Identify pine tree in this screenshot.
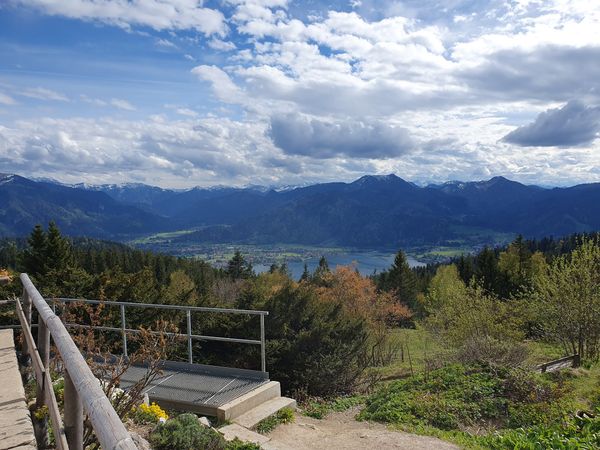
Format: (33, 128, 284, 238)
(227, 250, 253, 279)
(384, 250, 418, 309)
(21, 224, 47, 278)
(456, 255, 474, 284)
(312, 256, 331, 286)
(475, 246, 500, 294)
(45, 221, 72, 274)
(299, 263, 311, 282)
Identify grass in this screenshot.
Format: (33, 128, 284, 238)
(255, 407, 295, 433)
(301, 395, 365, 419)
(372, 327, 443, 379)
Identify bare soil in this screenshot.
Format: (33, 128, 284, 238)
(265, 408, 460, 450)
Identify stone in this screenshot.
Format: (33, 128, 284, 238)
(198, 416, 211, 427)
(130, 431, 151, 450)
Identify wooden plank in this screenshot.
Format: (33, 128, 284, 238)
(20, 274, 137, 450)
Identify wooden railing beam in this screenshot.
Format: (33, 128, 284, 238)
(20, 274, 137, 450)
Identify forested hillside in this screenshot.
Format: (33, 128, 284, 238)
(2, 173, 600, 248)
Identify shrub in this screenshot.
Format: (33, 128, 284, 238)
(149, 414, 225, 450)
(263, 284, 372, 396)
(481, 411, 600, 449)
(359, 365, 574, 433)
(359, 365, 506, 430)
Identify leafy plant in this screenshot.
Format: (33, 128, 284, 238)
(149, 414, 260, 450)
(256, 407, 294, 433)
(149, 413, 226, 450)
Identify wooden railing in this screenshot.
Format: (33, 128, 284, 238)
(18, 274, 137, 450)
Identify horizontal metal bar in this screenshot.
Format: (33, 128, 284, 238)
(50, 297, 269, 316)
(63, 323, 263, 346)
(0, 324, 39, 329)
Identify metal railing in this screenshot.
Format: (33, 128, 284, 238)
(49, 298, 269, 373)
(19, 274, 137, 450)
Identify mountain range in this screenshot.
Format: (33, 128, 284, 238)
(1, 173, 599, 248)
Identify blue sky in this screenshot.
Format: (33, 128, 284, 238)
(0, 0, 599, 188)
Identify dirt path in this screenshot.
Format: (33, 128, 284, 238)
(264, 408, 460, 450)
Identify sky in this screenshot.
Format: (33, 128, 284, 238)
(0, 0, 599, 188)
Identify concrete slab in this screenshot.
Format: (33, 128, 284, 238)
(217, 380, 281, 422)
(234, 396, 297, 429)
(219, 423, 271, 445)
(0, 330, 36, 450)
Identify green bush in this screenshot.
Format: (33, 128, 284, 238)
(263, 284, 371, 396)
(149, 414, 260, 450)
(359, 365, 506, 430)
(256, 407, 295, 433)
(149, 414, 225, 450)
(481, 411, 600, 449)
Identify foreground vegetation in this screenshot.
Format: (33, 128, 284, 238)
(2, 224, 600, 448)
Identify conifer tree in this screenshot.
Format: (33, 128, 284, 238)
(299, 263, 311, 282)
(226, 250, 253, 279)
(21, 224, 47, 278)
(381, 250, 418, 309)
(45, 221, 72, 273)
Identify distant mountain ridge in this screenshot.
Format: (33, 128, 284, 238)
(1, 173, 599, 248)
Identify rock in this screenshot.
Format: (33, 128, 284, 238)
(130, 431, 151, 450)
(142, 393, 150, 405)
(198, 416, 211, 427)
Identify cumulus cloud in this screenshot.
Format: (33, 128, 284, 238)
(15, 0, 227, 36)
(269, 114, 415, 159)
(191, 65, 245, 103)
(207, 38, 236, 51)
(20, 87, 69, 101)
(110, 98, 136, 111)
(503, 101, 600, 147)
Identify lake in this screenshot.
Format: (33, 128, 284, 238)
(253, 251, 425, 280)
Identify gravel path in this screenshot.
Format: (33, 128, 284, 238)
(264, 408, 460, 450)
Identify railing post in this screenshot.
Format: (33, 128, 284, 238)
(20, 287, 32, 367)
(64, 369, 83, 450)
(260, 314, 266, 373)
(36, 318, 50, 408)
(187, 309, 193, 364)
(120, 304, 128, 358)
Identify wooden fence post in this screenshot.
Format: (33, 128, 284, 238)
(36, 318, 51, 408)
(64, 369, 83, 450)
(20, 288, 32, 369)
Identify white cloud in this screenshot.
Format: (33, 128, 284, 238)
(16, 0, 227, 36)
(80, 95, 107, 106)
(156, 38, 178, 49)
(175, 108, 199, 117)
(0, 92, 16, 105)
(191, 65, 245, 104)
(110, 98, 136, 111)
(20, 87, 69, 102)
(207, 38, 237, 51)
